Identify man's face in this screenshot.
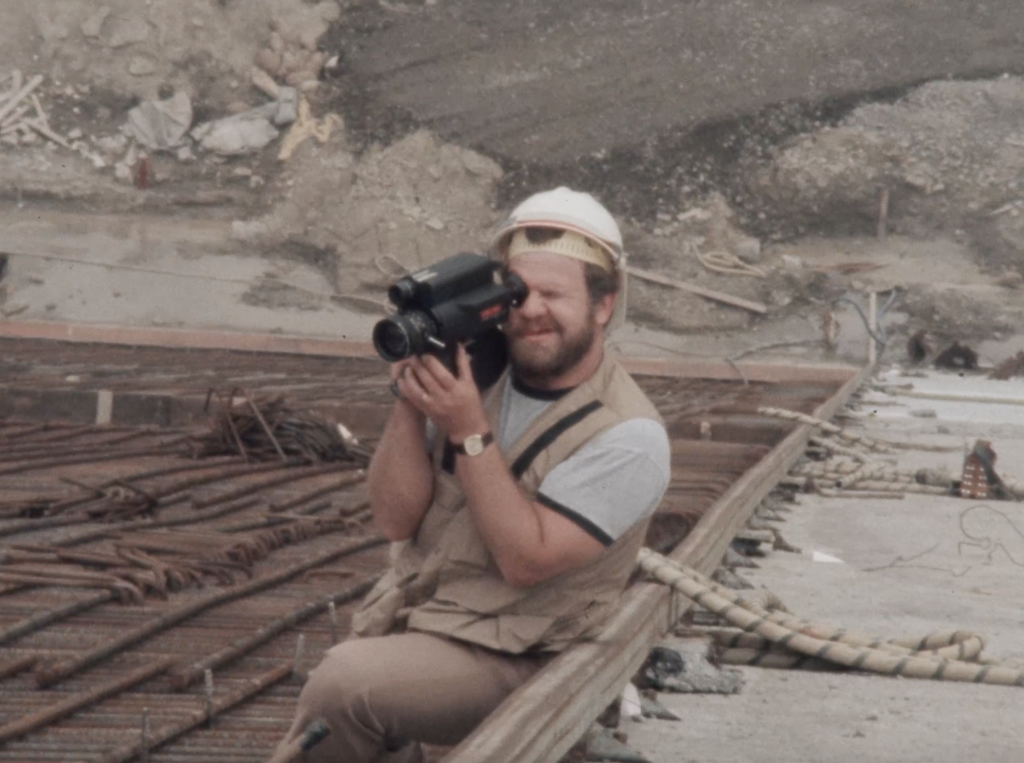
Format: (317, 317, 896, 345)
(505, 251, 613, 385)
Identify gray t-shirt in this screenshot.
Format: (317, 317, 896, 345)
(426, 377, 671, 545)
(496, 377, 671, 546)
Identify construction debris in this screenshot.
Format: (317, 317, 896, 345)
(192, 392, 371, 465)
(124, 92, 193, 151)
(990, 350, 1024, 380)
(635, 644, 744, 695)
(933, 342, 979, 371)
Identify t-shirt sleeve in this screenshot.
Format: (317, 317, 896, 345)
(535, 418, 671, 546)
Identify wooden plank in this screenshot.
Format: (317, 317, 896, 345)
(442, 363, 868, 763)
(0, 322, 860, 387)
(626, 266, 768, 314)
(622, 354, 858, 384)
(0, 320, 378, 359)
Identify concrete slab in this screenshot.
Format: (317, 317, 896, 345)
(624, 371, 1024, 763)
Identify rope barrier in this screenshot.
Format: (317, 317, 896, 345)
(637, 548, 1024, 687)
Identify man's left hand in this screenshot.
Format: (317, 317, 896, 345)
(398, 346, 488, 440)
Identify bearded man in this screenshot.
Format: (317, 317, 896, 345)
(274, 187, 671, 762)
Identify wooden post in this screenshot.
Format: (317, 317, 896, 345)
(868, 291, 878, 366)
(877, 188, 889, 242)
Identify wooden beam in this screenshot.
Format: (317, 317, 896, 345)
(0, 320, 378, 359)
(0, 322, 860, 386)
(442, 363, 868, 763)
(626, 266, 768, 314)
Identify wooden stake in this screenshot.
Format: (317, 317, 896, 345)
(877, 188, 889, 242)
(204, 669, 214, 728)
(868, 291, 878, 366)
(328, 600, 339, 645)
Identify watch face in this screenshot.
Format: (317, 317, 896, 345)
(464, 434, 486, 456)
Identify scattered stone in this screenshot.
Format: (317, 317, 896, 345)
(249, 175, 265, 189)
(1, 303, 29, 318)
(103, 13, 150, 48)
(67, 128, 83, 140)
(425, 217, 445, 231)
(781, 254, 804, 269)
(175, 145, 195, 162)
(95, 133, 128, 154)
(251, 66, 280, 99)
(639, 695, 681, 721)
(124, 92, 193, 150)
(114, 162, 132, 183)
(274, 87, 299, 126)
(231, 220, 270, 242)
(732, 236, 762, 264)
(128, 55, 158, 77)
(80, 6, 111, 38)
(233, 167, 253, 178)
(637, 645, 744, 695)
(192, 110, 280, 156)
(585, 728, 651, 763)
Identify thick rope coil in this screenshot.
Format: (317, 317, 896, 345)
(757, 407, 891, 453)
(638, 548, 1024, 687)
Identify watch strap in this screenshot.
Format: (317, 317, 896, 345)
(449, 431, 494, 455)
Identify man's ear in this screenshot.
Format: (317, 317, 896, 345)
(594, 292, 616, 328)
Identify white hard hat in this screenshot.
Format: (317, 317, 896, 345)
(490, 186, 624, 266)
(491, 187, 628, 333)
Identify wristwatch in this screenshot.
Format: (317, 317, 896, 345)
(449, 431, 494, 457)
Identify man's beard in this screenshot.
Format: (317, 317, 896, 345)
(507, 314, 597, 385)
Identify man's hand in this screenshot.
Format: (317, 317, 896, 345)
(395, 346, 488, 441)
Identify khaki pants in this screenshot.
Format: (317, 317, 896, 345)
(275, 632, 549, 762)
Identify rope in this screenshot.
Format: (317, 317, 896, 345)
(637, 548, 1024, 687)
(690, 242, 766, 279)
(757, 407, 891, 453)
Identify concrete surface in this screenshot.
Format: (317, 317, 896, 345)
(624, 371, 1024, 763)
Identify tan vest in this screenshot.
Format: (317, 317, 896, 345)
(351, 352, 663, 654)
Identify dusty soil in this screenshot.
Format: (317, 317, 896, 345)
(1, 0, 1023, 369)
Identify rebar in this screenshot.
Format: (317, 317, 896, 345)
(35, 535, 386, 687)
(0, 657, 175, 744)
(169, 574, 379, 689)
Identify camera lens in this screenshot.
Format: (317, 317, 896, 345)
(373, 320, 411, 362)
(372, 311, 436, 362)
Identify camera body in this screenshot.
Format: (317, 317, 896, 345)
(372, 253, 528, 385)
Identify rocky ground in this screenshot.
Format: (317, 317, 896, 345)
(1, 0, 1023, 371)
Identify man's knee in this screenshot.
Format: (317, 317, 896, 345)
(298, 641, 378, 726)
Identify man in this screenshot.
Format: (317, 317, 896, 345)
(275, 187, 671, 762)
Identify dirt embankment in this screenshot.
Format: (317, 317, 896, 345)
(0, 1, 1022, 365)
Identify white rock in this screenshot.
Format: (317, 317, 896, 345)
(124, 92, 192, 150)
(425, 218, 445, 231)
(193, 116, 279, 156)
(95, 133, 128, 153)
(103, 14, 150, 48)
(732, 236, 762, 264)
(176, 145, 195, 162)
(128, 55, 158, 77)
(81, 6, 111, 38)
(249, 175, 265, 189)
(67, 128, 84, 140)
(781, 254, 803, 269)
(231, 220, 270, 241)
(114, 163, 132, 182)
